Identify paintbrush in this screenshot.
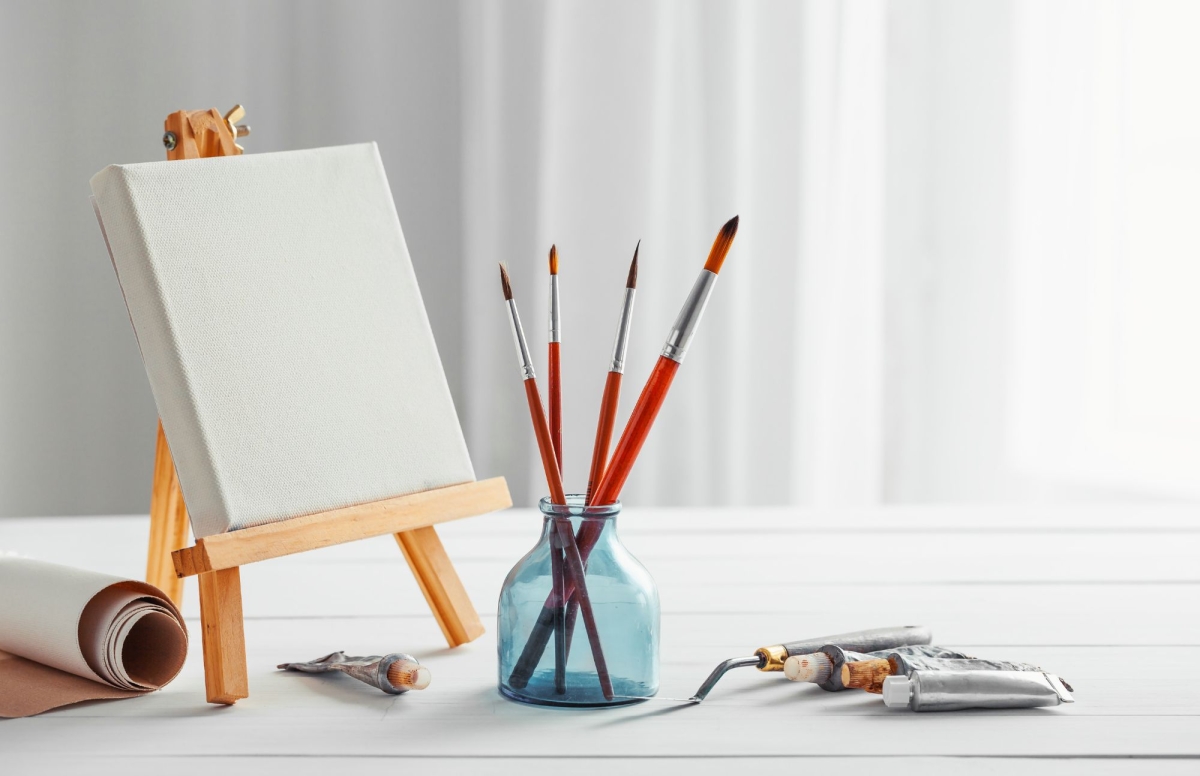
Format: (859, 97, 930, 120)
(548, 245, 563, 474)
(586, 242, 639, 501)
(508, 217, 739, 690)
(499, 264, 613, 700)
(588, 216, 737, 505)
(562, 242, 639, 655)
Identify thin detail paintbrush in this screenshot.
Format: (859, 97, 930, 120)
(548, 246, 563, 474)
(585, 241, 638, 502)
(508, 217, 739, 690)
(499, 264, 613, 700)
(563, 242, 639, 655)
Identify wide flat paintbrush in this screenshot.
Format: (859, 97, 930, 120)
(547, 246, 563, 474)
(499, 264, 613, 700)
(508, 217, 739, 689)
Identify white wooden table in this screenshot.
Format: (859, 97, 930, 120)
(1, 506, 1198, 774)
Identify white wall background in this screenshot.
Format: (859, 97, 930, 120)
(0, 0, 1194, 516)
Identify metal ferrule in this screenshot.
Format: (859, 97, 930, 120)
(549, 275, 561, 343)
(507, 299, 536, 380)
(755, 644, 789, 672)
(660, 270, 717, 363)
(608, 288, 636, 373)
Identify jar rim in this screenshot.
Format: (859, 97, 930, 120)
(538, 494, 621, 517)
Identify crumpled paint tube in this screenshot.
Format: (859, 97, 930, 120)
(784, 644, 973, 691)
(277, 651, 430, 695)
(882, 669, 1074, 711)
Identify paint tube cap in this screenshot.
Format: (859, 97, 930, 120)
(882, 675, 913, 709)
(784, 652, 833, 684)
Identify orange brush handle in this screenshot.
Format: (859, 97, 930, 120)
(589, 356, 680, 507)
(584, 370, 622, 503)
(548, 342, 563, 473)
(525, 378, 566, 504)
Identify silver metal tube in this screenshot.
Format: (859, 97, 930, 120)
(661, 270, 717, 363)
(507, 299, 536, 380)
(608, 288, 636, 373)
(549, 274, 561, 343)
(884, 670, 1074, 712)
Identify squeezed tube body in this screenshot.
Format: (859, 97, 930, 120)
(882, 670, 1074, 712)
(888, 654, 1042, 677)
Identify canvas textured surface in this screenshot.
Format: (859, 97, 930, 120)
(90, 143, 475, 537)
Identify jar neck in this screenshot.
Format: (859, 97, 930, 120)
(540, 513, 617, 540)
(538, 494, 620, 543)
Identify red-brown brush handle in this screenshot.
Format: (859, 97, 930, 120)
(548, 342, 563, 473)
(524, 377, 610, 696)
(588, 356, 680, 507)
(524, 378, 566, 504)
(584, 370, 622, 503)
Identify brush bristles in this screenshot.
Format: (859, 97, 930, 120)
(627, 241, 639, 289)
(703, 215, 740, 274)
(499, 263, 513, 300)
(549, 245, 558, 275)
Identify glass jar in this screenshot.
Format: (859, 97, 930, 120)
(497, 496, 659, 706)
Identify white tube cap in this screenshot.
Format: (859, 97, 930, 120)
(784, 652, 833, 684)
(882, 675, 912, 709)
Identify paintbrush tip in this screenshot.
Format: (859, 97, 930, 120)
(549, 245, 558, 275)
(627, 241, 639, 289)
(499, 263, 513, 300)
(703, 215, 740, 274)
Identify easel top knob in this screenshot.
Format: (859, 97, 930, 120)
(163, 105, 250, 159)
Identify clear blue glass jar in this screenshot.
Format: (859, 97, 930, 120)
(497, 496, 659, 706)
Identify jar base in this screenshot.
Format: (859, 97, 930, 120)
(499, 671, 658, 708)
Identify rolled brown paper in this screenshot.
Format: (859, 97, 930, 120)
(842, 659, 892, 693)
(0, 558, 188, 718)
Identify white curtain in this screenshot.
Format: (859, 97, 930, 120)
(8, 0, 1180, 516)
(460, 0, 886, 507)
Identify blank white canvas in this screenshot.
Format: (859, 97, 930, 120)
(90, 143, 475, 538)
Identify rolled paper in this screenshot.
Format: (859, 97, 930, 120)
(0, 557, 188, 718)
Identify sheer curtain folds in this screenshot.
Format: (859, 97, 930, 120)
(460, 0, 887, 508)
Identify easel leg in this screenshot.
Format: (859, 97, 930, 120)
(395, 526, 485, 646)
(197, 567, 249, 704)
(147, 421, 189, 607)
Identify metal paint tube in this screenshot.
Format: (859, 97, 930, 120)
(278, 651, 430, 695)
(887, 653, 1042, 676)
(882, 670, 1074, 712)
(786, 644, 972, 691)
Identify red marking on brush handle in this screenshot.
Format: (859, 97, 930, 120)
(589, 356, 679, 507)
(584, 370, 622, 503)
(524, 378, 566, 504)
(548, 342, 563, 473)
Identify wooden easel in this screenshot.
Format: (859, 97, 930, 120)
(143, 106, 511, 705)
